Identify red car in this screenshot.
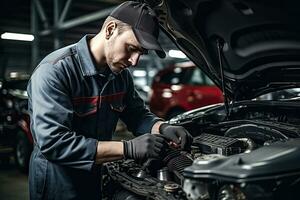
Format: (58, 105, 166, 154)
(0, 77, 33, 173)
(149, 61, 224, 119)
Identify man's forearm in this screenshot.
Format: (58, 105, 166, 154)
(95, 141, 124, 165)
(151, 121, 164, 134)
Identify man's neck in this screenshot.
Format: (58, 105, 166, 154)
(89, 33, 107, 71)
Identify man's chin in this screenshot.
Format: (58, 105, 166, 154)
(109, 65, 123, 74)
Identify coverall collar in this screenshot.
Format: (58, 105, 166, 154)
(76, 34, 112, 77)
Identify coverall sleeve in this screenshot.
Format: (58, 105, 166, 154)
(28, 63, 98, 171)
(120, 70, 162, 135)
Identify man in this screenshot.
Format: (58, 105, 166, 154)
(28, 1, 192, 199)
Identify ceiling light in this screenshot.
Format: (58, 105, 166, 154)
(168, 50, 187, 59)
(1, 32, 34, 41)
(133, 70, 146, 77)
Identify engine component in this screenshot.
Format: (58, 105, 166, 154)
(217, 184, 246, 200)
(163, 150, 193, 183)
(236, 138, 256, 152)
(157, 167, 171, 181)
(164, 183, 179, 193)
(224, 124, 287, 143)
(183, 139, 300, 200)
(135, 159, 153, 179)
(193, 133, 246, 156)
(165, 152, 193, 173)
(112, 188, 143, 200)
(183, 179, 210, 200)
(104, 159, 188, 200)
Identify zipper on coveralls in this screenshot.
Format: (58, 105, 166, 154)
(95, 74, 115, 136)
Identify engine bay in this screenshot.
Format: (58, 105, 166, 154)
(103, 101, 300, 200)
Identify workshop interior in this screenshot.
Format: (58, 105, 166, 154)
(1, 0, 300, 199)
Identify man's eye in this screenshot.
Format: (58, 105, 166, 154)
(127, 45, 146, 55)
(128, 45, 135, 52)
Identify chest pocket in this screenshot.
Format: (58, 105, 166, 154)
(106, 92, 126, 113)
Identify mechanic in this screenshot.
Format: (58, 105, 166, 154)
(27, 1, 192, 199)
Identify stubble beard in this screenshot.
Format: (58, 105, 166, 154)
(107, 60, 123, 74)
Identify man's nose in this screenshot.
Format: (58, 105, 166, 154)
(128, 52, 140, 66)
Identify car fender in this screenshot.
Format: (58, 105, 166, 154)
(17, 117, 33, 144)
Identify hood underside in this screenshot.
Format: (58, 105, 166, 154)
(145, 0, 300, 100)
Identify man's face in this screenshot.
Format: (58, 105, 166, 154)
(105, 28, 147, 74)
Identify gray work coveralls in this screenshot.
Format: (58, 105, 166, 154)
(27, 35, 161, 199)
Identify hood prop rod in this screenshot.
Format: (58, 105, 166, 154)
(216, 39, 230, 118)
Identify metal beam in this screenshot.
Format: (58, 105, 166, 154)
(39, 6, 115, 36)
(39, 29, 52, 36)
(59, 0, 73, 23)
(31, 0, 39, 71)
(34, 0, 49, 29)
(59, 7, 115, 30)
(54, 0, 63, 49)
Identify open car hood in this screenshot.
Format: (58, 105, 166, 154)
(145, 0, 300, 100)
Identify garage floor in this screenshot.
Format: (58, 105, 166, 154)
(0, 125, 133, 200)
(0, 158, 29, 200)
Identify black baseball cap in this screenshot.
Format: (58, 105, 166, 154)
(110, 1, 166, 58)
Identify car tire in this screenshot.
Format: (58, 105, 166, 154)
(14, 131, 32, 173)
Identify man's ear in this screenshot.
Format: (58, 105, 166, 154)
(105, 21, 117, 39)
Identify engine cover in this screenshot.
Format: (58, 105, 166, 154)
(183, 139, 300, 199)
(184, 139, 300, 180)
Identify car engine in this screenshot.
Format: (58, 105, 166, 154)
(102, 101, 300, 200)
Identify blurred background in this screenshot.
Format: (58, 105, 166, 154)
(0, 0, 222, 199)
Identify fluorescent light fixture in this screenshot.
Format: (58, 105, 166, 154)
(9, 72, 18, 78)
(148, 70, 156, 77)
(133, 70, 146, 77)
(168, 50, 187, 59)
(1, 32, 34, 41)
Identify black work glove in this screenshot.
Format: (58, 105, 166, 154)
(159, 123, 193, 150)
(123, 134, 166, 161)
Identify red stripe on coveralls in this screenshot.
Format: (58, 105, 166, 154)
(73, 92, 126, 117)
(72, 92, 126, 106)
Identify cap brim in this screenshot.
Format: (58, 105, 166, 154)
(133, 29, 166, 58)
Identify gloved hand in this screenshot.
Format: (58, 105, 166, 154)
(159, 123, 193, 150)
(123, 134, 166, 161)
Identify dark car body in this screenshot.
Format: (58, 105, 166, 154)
(149, 61, 223, 119)
(103, 0, 300, 199)
(0, 78, 32, 172)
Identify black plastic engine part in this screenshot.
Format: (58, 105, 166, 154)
(104, 160, 188, 200)
(193, 133, 245, 156)
(183, 139, 300, 199)
(185, 139, 300, 181)
(112, 188, 143, 200)
(224, 123, 288, 143)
